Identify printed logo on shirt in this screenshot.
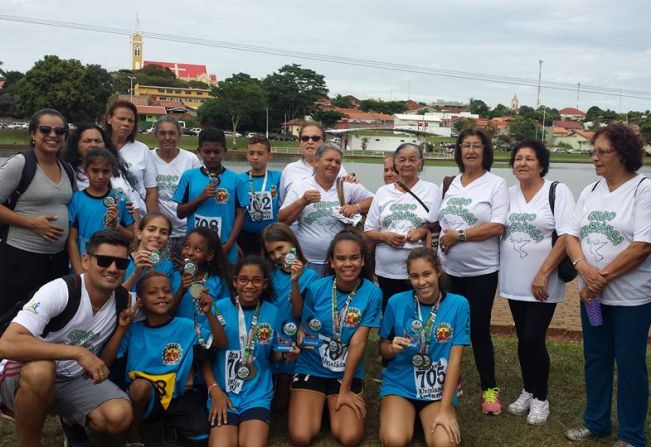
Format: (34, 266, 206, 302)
(504, 213, 544, 258)
(270, 185, 278, 199)
(156, 174, 180, 193)
(162, 343, 183, 366)
(343, 307, 362, 328)
(67, 329, 99, 351)
(215, 188, 229, 204)
(438, 198, 478, 229)
(304, 201, 341, 235)
(580, 211, 624, 262)
(256, 322, 274, 344)
(382, 203, 422, 228)
(434, 322, 453, 343)
(24, 299, 41, 315)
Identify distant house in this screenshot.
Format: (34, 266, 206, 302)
(135, 105, 168, 130)
(394, 113, 450, 137)
(143, 61, 218, 85)
(554, 130, 595, 151)
(285, 118, 308, 136)
(553, 120, 584, 132)
(406, 100, 422, 111)
(559, 107, 586, 121)
(134, 84, 213, 109)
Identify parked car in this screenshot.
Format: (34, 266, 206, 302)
(6, 122, 25, 129)
(246, 132, 258, 138)
(273, 133, 296, 141)
(223, 131, 242, 138)
(185, 128, 202, 136)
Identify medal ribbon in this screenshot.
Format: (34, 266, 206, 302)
(413, 292, 441, 355)
(248, 169, 268, 196)
(192, 272, 212, 346)
(331, 279, 359, 344)
(235, 297, 261, 365)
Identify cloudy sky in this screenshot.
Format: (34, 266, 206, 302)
(2, 0, 650, 112)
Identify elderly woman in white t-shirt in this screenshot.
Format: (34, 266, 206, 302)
(365, 143, 440, 310)
(564, 123, 651, 447)
(104, 100, 158, 214)
(437, 127, 509, 415)
(279, 143, 373, 275)
(498, 140, 575, 425)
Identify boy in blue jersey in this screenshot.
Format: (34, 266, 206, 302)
(173, 128, 245, 264)
(236, 136, 282, 256)
(100, 271, 227, 445)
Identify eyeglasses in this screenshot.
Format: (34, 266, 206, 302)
(91, 254, 130, 270)
(588, 148, 615, 158)
(235, 276, 265, 286)
(300, 135, 322, 142)
(37, 126, 68, 137)
(460, 143, 483, 150)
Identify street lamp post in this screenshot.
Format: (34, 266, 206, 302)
(128, 76, 136, 102)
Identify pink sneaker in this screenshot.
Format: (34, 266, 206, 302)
(481, 388, 501, 415)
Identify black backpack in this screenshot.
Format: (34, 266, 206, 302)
(0, 274, 130, 338)
(0, 150, 76, 244)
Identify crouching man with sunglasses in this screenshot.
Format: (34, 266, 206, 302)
(0, 231, 134, 447)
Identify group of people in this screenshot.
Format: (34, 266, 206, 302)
(0, 101, 648, 447)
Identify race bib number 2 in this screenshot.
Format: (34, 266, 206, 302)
(413, 358, 447, 400)
(248, 191, 273, 221)
(194, 214, 222, 238)
(225, 350, 243, 394)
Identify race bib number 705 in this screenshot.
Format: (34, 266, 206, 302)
(413, 357, 447, 400)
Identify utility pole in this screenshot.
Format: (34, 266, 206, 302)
(265, 106, 269, 138)
(128, 76, 136, 102)
(576, 83, 581, 110)
(536, 60, 543, 108)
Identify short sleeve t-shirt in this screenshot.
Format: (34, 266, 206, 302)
(365, 180, 441, 279)
(279, 159, 348, 204)
(151, 149, 201, 238)
(210, 298, 280, 413)
(568, 175, 651, 306)
(176, 274, 230, 321)
(68, 189, 135, 254)
(123, 257, 181, 295)
(9, 274, 125, 377)
(117, 317, 201, 405)
(499, 180, 575, 303)
(172, 167, 243, 263)
(117, 141, 157, 201)
(237, 170, 282, 234)
(294, 276, 382, 380)
(280, 177, 374, 264)
(379, 290, 470, 403)
(437, 172, 509, 276)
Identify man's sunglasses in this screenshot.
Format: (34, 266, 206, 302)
(300, 135, 322, 142)
(91, 254, 130, 270)
(37, 125, 68, 137)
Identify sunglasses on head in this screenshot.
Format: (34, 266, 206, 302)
(91, 254, 130, 270)
(37, 125, 68, 137)
(300, 135, 322, 142)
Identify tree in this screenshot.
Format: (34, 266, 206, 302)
(15, 55, 113, 122)
(453, 117, 476, 133)
(508, 117, 538, 142)
(518, 105, 536, 120)
(469, 99, 490, 117)
(312, 109, 344, 128)
(188, 80, 210, 89)
(639, 118, 651, 144)
(196, 99, 229, 129)
(331, 94, 353, 108)
(359, 99, 407, 115)
(199, 73, 265, 147)
(489, 103, 512, 119)
(262, 64, 328, 128)
(0, 69, 25, 117)
(137, 64, 186, 87)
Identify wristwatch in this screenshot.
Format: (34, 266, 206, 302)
(458, 229, 466, 242)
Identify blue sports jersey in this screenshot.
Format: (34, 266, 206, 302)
(124, 257, 181, 295)
(68, 189, 134, 254)
(209, 298, 280, 413)
(176, 274, 230, 322)
(236, 170, 282, 234)
(172, 167, 244, 263)
(379, 290, 470, 405)
(117, 317, 203, 409)
(270, 265, 319, 375)
(294, 275, 382, 380)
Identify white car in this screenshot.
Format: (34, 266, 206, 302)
(224, 131, 242, 138)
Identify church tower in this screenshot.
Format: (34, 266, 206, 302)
(511, 93, 520, 113)
(131, 16, 143, 70)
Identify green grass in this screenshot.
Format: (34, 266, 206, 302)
(1, 336, 648, 446)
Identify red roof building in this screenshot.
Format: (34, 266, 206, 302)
(144, 61, 218, 84)
(559, 107, 586, 121)
(553, 120, 584, 131)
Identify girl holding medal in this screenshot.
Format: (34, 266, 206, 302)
(203, 256, 299, 447)
(289, 231, 382, 447)
(176, 228, 232, 332)
(378, 248, 470, 447)
(261, 223, 319, 410)
(67, 147, 136, 273)
(122, 212, 181, 296)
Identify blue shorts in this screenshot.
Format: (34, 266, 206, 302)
(209, 407, 270, 427)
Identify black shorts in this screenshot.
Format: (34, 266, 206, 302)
(144, 384, 210, 438)
(406, 396, 436, 414)
(209, 407, 270, 427)
(291, 374, 363, 397)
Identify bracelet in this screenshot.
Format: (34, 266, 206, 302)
(572, 257, 585, 267)
(281, 352, 287, 361)
(207, 383, 218, 393)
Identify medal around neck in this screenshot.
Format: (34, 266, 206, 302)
(250, 209, 263, 222)
(149, 249, 161, 265)
(301, 318, 322, 348)
(103, 196, 115, 207)
(327, 339, 343, 358)
(183, 259, 197, 275)
(412, 353, 425, 368)
(283, 248, 297, 270)
(236, 362, 256, 381)
(189, 282, 207, 299)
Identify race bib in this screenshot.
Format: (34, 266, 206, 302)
(248, 191, 273, 221)
(194, 214, 222, 237)
(225, 350, 243, 394)
(319, 341, 349, 372)
(413, 357, 447, 400)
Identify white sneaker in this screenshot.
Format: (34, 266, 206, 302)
(527, 398, 550, 425)
(507, 389, 532, 416)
